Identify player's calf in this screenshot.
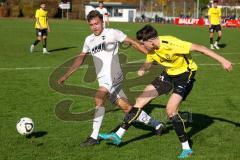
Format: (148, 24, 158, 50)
(170, 113, 192, 158)
(30, 39, 40, 53)
(170, 114, 188, 143)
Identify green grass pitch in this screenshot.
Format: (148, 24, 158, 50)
(0, 18, 240, 160)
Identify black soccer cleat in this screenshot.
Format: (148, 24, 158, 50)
(80, 137, 100, 147)
(155, 123, 166, 136)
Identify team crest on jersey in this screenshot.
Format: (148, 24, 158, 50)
(165, 54, 170, 60)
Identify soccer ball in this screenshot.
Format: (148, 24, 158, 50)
(16, 117, 34, 135)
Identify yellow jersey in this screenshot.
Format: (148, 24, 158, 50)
(208, 7, 221, 25)
(35, 8, 48, 29)
(146, 36, 198, 76)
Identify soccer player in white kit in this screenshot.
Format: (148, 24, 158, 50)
(58, 10, 165, 147)
(96, 1, 109, 28)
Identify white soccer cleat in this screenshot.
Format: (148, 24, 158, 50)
(210, 44, 215, 50)
(214, 42, 220, 50)
(30, 45, 34, 53)
(43, 48, 50, 54)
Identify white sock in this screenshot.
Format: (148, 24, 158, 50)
(90, 106, 105, 140)
(115, 127, 126, 138)
(182, 141, 191, 150)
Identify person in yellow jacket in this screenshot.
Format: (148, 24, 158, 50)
(99, 24, 232, 159)
(30, 3, 51, 54)
(208, 0, 222, 50)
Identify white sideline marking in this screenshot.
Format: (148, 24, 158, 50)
(0, 67, 57, 70)
(0, 62, 239, 71)
(193, 52, 239, 56)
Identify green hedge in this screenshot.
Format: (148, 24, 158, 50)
(9, 5, 19, 17)
(2, 0, 87, 19)
(4, 0, 60, 18)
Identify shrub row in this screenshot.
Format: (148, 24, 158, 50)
(0, 0, 60, 18)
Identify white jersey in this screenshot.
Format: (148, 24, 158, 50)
(82, 28, 127, 87)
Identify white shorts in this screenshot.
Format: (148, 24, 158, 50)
(98, 75, 127, 103)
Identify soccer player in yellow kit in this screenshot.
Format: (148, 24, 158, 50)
(99, 25, 232, 158)
(208, 0, 222, 50)
(30, 3, 51, 54)
(58, 11, 165, 147)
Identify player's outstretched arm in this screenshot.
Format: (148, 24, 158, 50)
(138, 62, 152, 76)
(58, 52, 87, 84)
(190, 44, 232, 72)
(123, 37, 148, 54)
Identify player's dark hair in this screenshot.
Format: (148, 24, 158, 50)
(87, 10, 103, 22)
(40, 1, 46, 5)
(99, 1, 104, 4)
(136, 25, 158, 41)
(213, 0, 218, 3)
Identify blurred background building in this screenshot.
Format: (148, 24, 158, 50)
(0, 0, 239, 22)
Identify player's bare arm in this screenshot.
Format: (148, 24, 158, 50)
(123, 37, 148, 54)
(138, 62, 152, 76)
(58, 52, 87, 84)
(190, 43, 232, 71)
(220, 17, 222, 27)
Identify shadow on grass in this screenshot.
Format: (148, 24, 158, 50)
(116, 104, 239, 147)
(26, 131, 48, 139)
(218, 43, 227, 48)
(49, 46, 78, 52)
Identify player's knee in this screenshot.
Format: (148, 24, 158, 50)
(95, 105, 105, 109)
(94, 96, 105, 106)
(123, 106, 132, 113)
(95, 101, 105, 107)
(115, 98, 132, 113)
(118, 103, 131, 113)
(166, 108, 176, 118)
